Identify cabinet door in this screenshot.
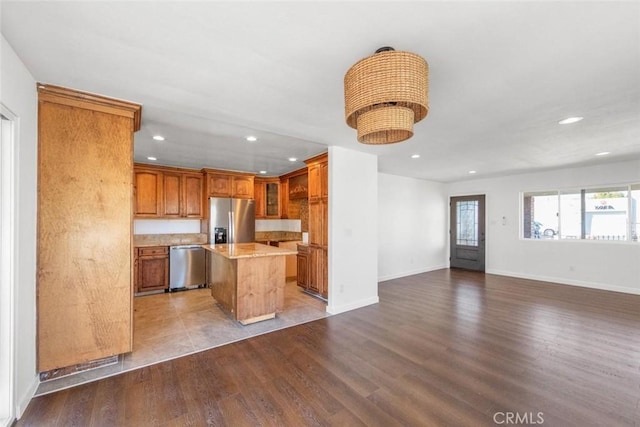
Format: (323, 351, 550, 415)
(308, 247, 321, 293)
(137, 254, 168, 292)
(134, 169, 163, 217)
(162, 172, 182, 217)
(297, 252, 309, 289)
(266, 182, 280, 217)
(182, 174, 203, 218)
(308, 164, 321, 202)
(208, 174, 232, 197)
(279, 177, 289, 219)
(309, 202, 324, 246)
(232, 176, 254, 198)
(320, 161, 328, 200)
(254, 180, 266, 218)
(321, 248, 328, 298)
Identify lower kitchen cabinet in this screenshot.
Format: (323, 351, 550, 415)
(296, 244, 309, 289)
(309, 247, 328, 297)
(297, 244, 327, 299)
(135, 246, 169, 293)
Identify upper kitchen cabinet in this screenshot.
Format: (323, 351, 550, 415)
(37, 83, 141, 372)
(134, 164, 203, 219)
(202, 169, 255, 199)
(279, 167, 308, 219)
(232, 175, 254, 198)
(206, 172, 232, 197)
(254, 177, 280, 218)
(307, 159, 326, 203)
(134, 168, 163, 216)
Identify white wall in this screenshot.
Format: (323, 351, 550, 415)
(447, 159, 640, 294)
(378, 173, 448, 281)
(327, 146, 379, 314)
(1, 35, 39, 418)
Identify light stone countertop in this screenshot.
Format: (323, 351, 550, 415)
(134, 233, 207, 247)
(202, 243, 297, 259)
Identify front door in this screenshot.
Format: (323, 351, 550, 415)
(450, 195, 485, 271)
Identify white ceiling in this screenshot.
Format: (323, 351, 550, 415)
(2, 1, 639, 182)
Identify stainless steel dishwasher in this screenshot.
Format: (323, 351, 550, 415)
(169, 245, 206, 291)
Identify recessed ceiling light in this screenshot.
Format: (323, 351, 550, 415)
(595, 151, 610, 156)
(411, 154, 420, 159)
(147, 156, 157, 161)
(246, 136, 257, 142)
(468, 170, 477, 174)
(259, 170, 267, 174)
(558, 117, 584, 125)
(288, 157, 297, 162)
(152, 135, 165, 141)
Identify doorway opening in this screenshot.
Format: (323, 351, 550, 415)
(0, 108, 17, 424)
(450, 195, 486, 271)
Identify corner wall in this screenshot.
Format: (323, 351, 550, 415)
(378, 173, 447, 281)
(1, 35, 39, 417)
(447, 159, 640, 294)
(327, 146, 379, 314)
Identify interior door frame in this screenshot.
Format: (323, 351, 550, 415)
(0, 104, 17, 425)
(449, 194, 486, 272)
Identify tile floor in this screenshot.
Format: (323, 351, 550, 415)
(35, 280, 328, 395)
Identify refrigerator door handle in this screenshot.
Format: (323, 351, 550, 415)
(229, 211, 234, 243)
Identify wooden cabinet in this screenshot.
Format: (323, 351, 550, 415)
(303, 153, 328, 299)
(233, 176, 254, 198)
(183, 173, 204, 217)
(204, 172, 254, 199)
(37, 84, 141, 372)
(308, 163, 322, 202)
(202, 169, 255, 220)
(134, 165, 203, 219)
(254, 179, 266, 218)
(254, 178, 280, 218)
(206, 173, 232, 197)
(279, 167, 308, 220)
(134, 169, 163, 216)
(162, 172, 182, 217)
(136, 246, 169, 293)
(279, 177, 289, 219)
(309, 202, 328, 246)
(297, 244, 310, 289)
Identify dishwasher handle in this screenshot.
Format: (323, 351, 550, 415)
(170, 245, 203, 250)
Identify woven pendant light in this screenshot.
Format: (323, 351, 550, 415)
(344, 47, 429, 144)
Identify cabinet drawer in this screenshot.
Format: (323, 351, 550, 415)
(138, 246, 169, 256)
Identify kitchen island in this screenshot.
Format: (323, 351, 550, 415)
(203, 243, 297, 325)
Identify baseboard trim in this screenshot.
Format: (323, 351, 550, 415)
(326, 296, 379, 315)
(16, 374, 38, 419)
(378, 265, 447, 283)
(486, 269, 640, 295)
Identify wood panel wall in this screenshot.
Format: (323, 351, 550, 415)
(37, 84, 141, 372)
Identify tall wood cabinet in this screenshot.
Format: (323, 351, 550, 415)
(134, 164, 203, 219)
(37, 83, 141, 372)
(301, 153, 328, 298)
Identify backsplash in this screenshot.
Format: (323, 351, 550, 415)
(255, 219, 301, 232)
(134, 219, 201, 235)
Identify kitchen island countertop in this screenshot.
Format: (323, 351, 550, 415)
(202, 242, 297, 259)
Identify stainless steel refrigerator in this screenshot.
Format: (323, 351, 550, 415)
(209, 197, 255, 244)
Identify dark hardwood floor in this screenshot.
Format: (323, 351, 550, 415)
(18, 269, 640, 426)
